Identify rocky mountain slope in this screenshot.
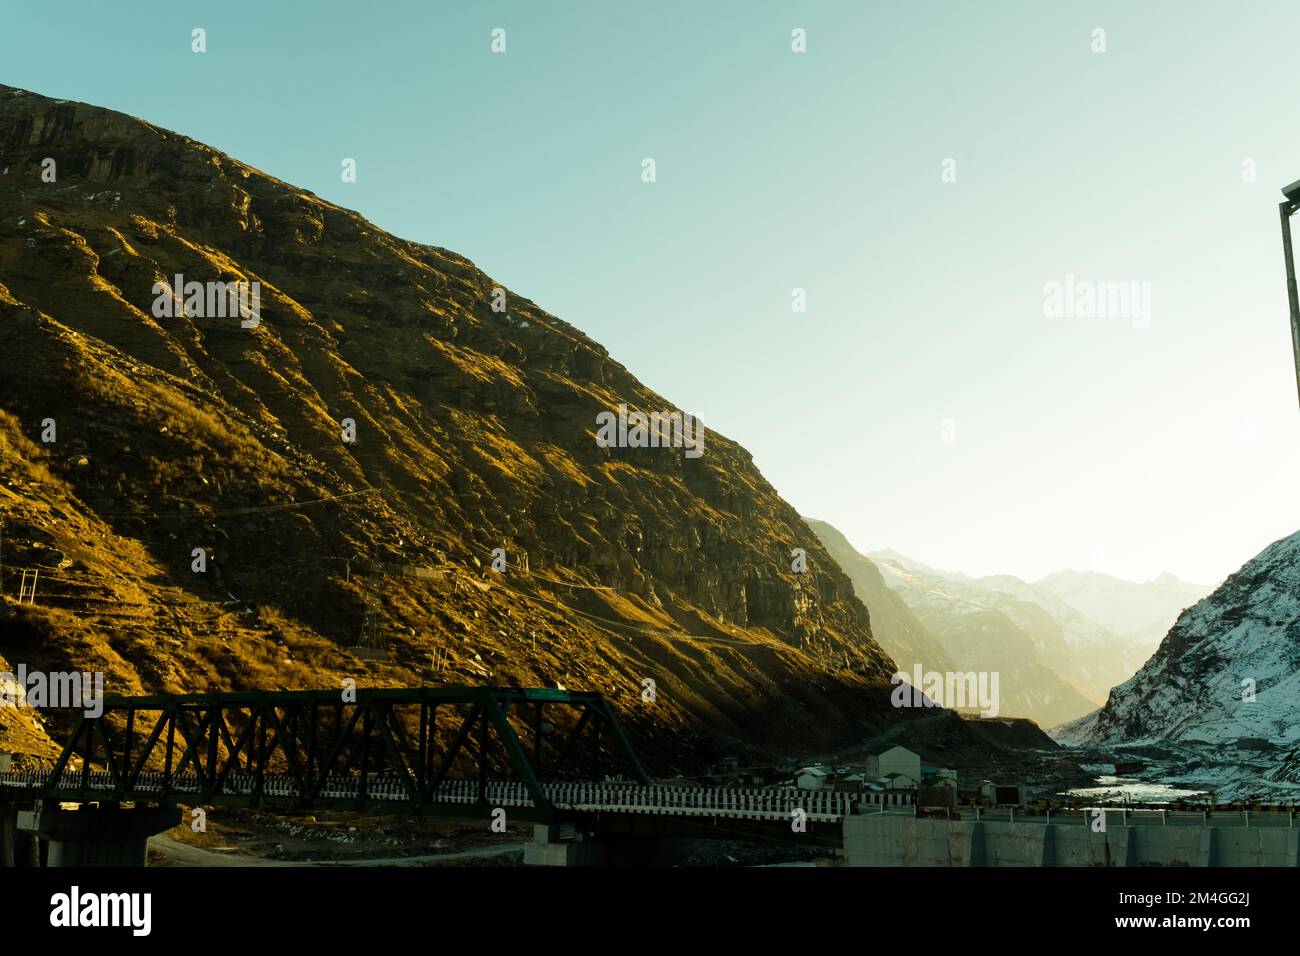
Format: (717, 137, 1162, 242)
(803, 518, 956, 674)
(1065, 530, 1300, 752)
(0, 84, 904, 768)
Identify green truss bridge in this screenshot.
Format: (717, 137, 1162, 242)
(0, 686, 850, 866)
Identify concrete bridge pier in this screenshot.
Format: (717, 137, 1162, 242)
(16, 800, 179, 867)
(1, 807, 39, 866)
(525, 823, 611, 866)
(1, 807, 43, 866)
(1, 807, 14, 866)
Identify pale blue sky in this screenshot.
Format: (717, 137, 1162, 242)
(5, 0, 1300, 584)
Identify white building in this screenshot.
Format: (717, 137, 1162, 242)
(864, 745, 921, 786)
(795, 765, 834, 790)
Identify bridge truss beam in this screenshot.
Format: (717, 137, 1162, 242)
(38, 687, 650, 816)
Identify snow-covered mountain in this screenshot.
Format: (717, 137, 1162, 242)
(864, 552, 1103, 726)
(1037, 569, 1213, 649)
(1065, 530, 1300, 752)
(970, 573, 1149, 696)
(810, 536, 1248, 738)
(868, 552, 1148, 704)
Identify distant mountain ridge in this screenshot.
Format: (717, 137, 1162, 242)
(1037, 568, 1212, 648)
(865, 551, 1103, 726)
(866, 552, 1209, 704)
(804, 523, 1212, 730)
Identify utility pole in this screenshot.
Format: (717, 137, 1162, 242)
(1278, 181, 1300, 407)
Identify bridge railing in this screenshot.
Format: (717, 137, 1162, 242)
(1, 769, 854, 822)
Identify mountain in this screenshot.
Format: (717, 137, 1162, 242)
(1065, 530, 1300, 752)
(865, 552, 1102, 726)
(803, 518, 956, 674)
(1036, 569, 1213, 649)
(869, 553, 1170, 705)
(0, 84, 904, 766)
(966, 572, 1150, 698)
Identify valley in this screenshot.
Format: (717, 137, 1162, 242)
(0, 80, 1296, 874)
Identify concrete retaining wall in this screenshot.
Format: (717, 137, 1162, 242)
(843, 814, 1300, 866)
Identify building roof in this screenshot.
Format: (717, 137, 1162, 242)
(863, 744, 918, 758)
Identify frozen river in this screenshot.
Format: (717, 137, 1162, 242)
(1063, 775, 1208, 804)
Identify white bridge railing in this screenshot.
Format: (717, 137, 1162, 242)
(0, 771, 851, 822)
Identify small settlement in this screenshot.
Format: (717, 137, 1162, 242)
(792, 745, 1024, 810)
